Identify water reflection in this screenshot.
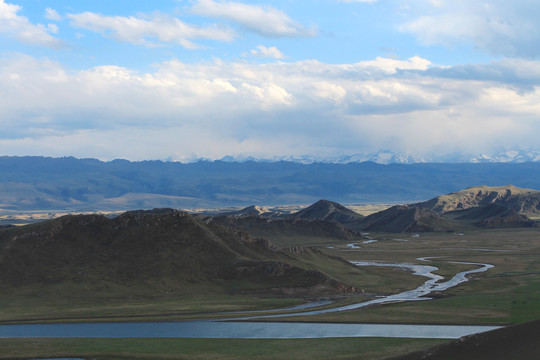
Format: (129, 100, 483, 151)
(0, 321, 500, 339)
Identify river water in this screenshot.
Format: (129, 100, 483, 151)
(231, 259, 493, 320)
(0, 259, 498, 339)
(0, 321, 499, 339)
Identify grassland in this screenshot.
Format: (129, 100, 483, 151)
(280, 228, 540, 325)
(0, 338, 446, 360)
(0, 224, 538, 359)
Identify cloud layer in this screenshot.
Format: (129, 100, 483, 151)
(400, 0, 540, 58)
(1, 53, 539, 160)
(1, 1, 540, 162)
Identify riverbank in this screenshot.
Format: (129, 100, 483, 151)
(0, 337, 448, 360)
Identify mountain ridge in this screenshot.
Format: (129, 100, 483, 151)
(356, 185, 539, 232)
(2, 156, 540, 211)
(415, 185, 540, 214)
(208, 185, 539, 235)
(213, 149, 540, 165)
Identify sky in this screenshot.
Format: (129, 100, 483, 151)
(1, 0, 540, 162)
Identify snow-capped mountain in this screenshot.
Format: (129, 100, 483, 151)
(469, 150, 540, 163)
(179, 149, 540, 165)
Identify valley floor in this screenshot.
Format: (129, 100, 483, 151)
(0, 228, 539, 359)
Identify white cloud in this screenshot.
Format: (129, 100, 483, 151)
(0, 0, 63, 48)
(47, 23, 59, 34)
(45, 8, 62, 21)
(1, 54, 540, 160)
(356, 56, 431, 73)
(336, 0, 378, 2)
(191, 0, 316, 37)
(312, 82, 347, 104)
(68, 11, 236, 48)
(241, 82, 293, 108)
(400, 0, 540, 58)
(248, 45, 285, 59)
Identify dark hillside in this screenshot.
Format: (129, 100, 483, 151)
(390, 319, 540, 360)
(358, 205, 455, 233)
(209, 214, 365, 247)
(447, 204, 537, 228)
(288, 199, 364, 223)
(450, 203, 518, 220)
(0, 210, 359, 296)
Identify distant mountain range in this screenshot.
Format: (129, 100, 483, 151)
(217, 149, 540, 165)
(2, 156, 540, 211)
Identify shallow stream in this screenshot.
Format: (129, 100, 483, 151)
(230, 258, 493, 320)
(0, 258, 497, 339)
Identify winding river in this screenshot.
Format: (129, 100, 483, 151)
(228, 258, 494, 320)
(0, 258, 498, 339)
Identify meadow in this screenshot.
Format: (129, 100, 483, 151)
(0, 224, 538, 359)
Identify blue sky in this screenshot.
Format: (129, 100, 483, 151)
(1, 0, 540, 161)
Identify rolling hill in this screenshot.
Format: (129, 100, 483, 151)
(0, 209, 360, 297)
(415, 185, 540, 215)
(357, 205, 450, 233)
(209, 186, 539, 235)
(208, 214, 365, 247)
(349, 185, 539, 232)
(207, 200, 366, 246)
(288, 199, 364, 223)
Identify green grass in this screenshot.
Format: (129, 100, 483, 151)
(0, 338, 447, 360)
(0, 228, 539, 359)
(0, 287, 306, 324)
(291, 228, 540, 325)
(2, 228, 539, 326)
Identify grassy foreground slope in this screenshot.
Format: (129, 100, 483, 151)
(0, 338, 446, 360)
(391, 318, 540, 360)
(0, 209, 370, 323)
